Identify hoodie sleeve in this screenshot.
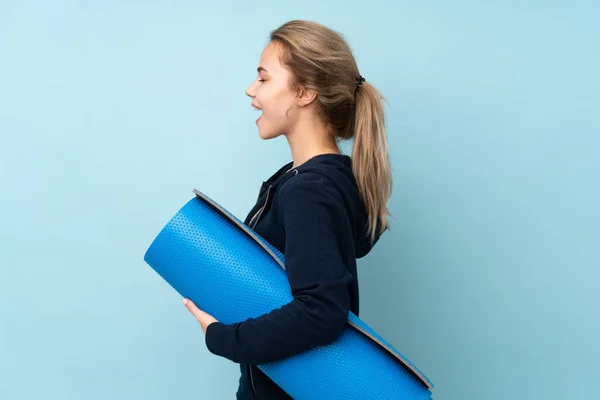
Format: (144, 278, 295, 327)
(204, 172, 353, 365)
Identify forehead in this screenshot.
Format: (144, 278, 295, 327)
(258, 42, 283, 72)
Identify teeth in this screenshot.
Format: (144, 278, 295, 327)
(253, 106, 262, 111)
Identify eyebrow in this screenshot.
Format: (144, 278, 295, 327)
(257, 66, 269, 73)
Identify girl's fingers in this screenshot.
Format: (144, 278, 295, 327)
(182, 298, 203, 321)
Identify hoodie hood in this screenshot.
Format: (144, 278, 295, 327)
(275, 153, 383, 259)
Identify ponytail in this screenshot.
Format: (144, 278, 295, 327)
(352, 82, 393, 245)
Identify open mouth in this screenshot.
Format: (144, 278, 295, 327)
(253, 105, 263, 124)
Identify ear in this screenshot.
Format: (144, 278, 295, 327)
(296, 85, 318, 107)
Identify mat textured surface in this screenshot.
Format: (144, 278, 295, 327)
(144, 190, 434, 400)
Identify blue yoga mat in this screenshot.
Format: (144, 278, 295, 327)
(143, 189, 434, 400)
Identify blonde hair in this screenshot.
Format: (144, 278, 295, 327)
(269, 20, 393, 245)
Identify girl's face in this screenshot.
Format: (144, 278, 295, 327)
(245, 41, 300, 140)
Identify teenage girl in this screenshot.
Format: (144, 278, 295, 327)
(182, 19, 392, 399)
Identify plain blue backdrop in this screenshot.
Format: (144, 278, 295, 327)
(1, 1, 598, 399)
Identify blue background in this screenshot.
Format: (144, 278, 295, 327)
(1, 1, 598, 399)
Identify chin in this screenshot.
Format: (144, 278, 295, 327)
(258, 129, 282, 140)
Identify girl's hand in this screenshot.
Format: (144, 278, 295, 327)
(182, 298, 219, 334)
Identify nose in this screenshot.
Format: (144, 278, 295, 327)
(245, 81, 256, 98)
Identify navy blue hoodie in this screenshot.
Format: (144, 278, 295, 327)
(204, 153, 384, 399)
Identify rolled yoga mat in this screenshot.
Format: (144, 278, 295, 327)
(144, 189, 434, 400)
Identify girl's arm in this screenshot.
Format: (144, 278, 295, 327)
(204, 172, 352, 365)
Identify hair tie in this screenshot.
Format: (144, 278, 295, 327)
(355, 75, 366, 87)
